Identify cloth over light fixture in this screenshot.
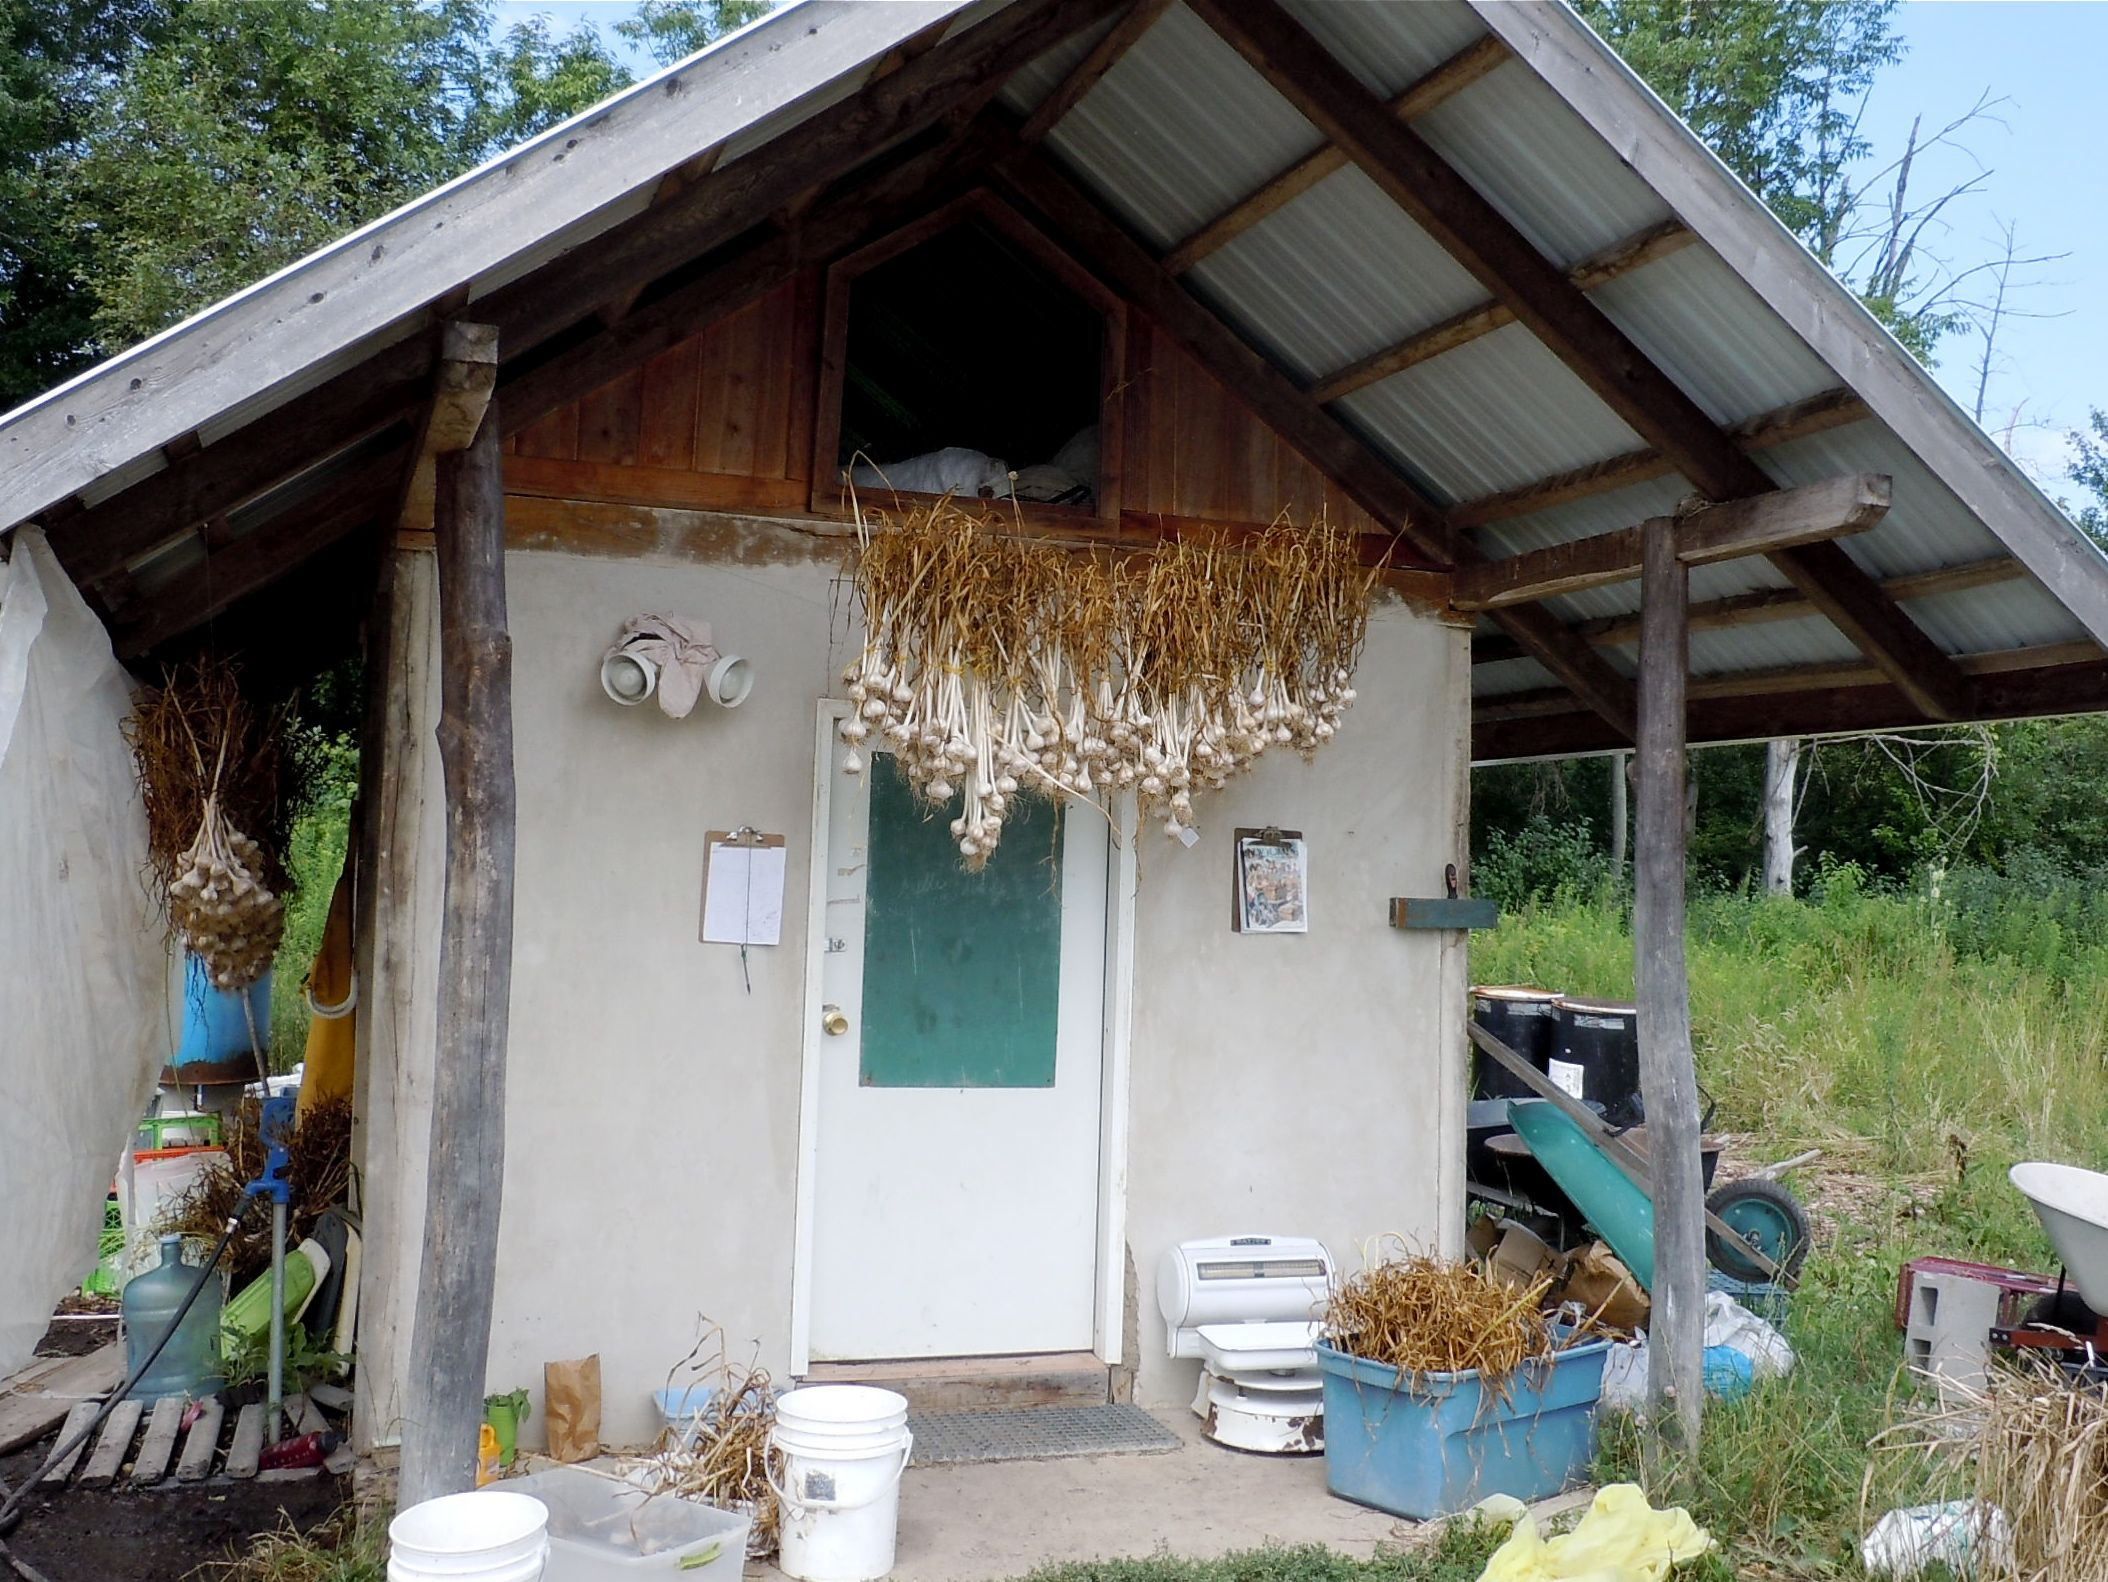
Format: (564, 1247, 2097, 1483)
(599, 615, 753, 716)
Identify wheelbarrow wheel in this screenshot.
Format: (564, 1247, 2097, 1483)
(1706, 1177, 1811, 1283)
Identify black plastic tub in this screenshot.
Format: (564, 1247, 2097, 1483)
(1470, 986, 1562, 1099)
(1551, 997, 1642, 1127)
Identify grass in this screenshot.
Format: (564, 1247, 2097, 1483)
(188, 1513, 386, 1582)
(1475, 874, 2108, 1576)
(1021, 1524, 1509, 1582)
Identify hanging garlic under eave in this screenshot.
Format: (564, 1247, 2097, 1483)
(167, 796, 286, 989)
(837, 499, 1369, 867)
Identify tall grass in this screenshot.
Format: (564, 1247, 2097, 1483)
(1475, 871, 2108, 1573)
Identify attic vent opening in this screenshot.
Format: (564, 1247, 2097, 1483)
(840, 219, 1103, 507)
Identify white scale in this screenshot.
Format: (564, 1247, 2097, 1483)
(1157, 1235, 1334, 1454)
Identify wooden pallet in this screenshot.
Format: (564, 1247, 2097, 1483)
(25, 1392, 338, 1489)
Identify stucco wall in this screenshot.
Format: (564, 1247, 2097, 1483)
(1120, 610, 1471, 1407)
(358, 521, 1468, 1447)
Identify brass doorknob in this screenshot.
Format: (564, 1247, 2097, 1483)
(822, 1004, 849, 1037)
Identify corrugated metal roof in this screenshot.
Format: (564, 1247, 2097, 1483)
(4, 0, 2103, 748)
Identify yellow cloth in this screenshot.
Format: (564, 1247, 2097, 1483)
(295, 865, 355, 1118)
(1478, 1484, 1714, 1582)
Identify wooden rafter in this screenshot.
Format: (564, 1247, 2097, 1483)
(1160, 35, 1510, 276)
(1184, 0, 1974, 722)
(993, 142, 1639, 742)
(113, 439, 409, 657)
(1309, 220, 1694, 405)
(1019, 0, 1174, 144)
(1452, 389, 1869, 531)
(1452, 474, 1891, 611)
(1472, 554, 2030, 665)
(477, 0, 1128, 358)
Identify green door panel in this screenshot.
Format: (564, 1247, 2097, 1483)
(861, 762, 1064, 1088)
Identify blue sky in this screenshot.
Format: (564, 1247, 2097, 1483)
(492, 1, 2105, 500)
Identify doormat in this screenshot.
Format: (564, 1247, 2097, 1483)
(908, 1404, 1182, 1466)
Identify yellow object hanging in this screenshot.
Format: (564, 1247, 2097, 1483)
(295, 863, 356, 1119)
(1477, 1484, 1714, 1582)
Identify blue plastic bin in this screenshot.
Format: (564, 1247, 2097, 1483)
(1317, 1336, 1613, 1519)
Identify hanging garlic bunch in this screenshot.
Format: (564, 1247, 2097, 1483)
(839, 499, 1370, 866)
(167, 796, 285, 989)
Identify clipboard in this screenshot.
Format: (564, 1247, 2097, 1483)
(700, 827, 788, 946)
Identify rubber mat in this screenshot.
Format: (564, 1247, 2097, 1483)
(907, 1404, 1182, 1466)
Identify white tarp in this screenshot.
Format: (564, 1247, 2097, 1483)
(0, 527, 168, 1379)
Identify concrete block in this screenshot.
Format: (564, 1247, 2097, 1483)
(1905, 1270, 2005, 1403)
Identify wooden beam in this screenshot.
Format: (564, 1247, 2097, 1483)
(1473, 554, 2027, 665)
(1767, 539, 1973, 719)
(113, 441, 409, 658)
(1189, 0, 1972, 721)
(396, 399, 515, 1509)
(996, 143, 1638, 741)
(477, 0, 1127, 357)
(1452, 390, 1870, 531)
(1309, 220, 1694, 404)
(1473, 654, 2108, 760)
(1452, 473, 1890, 610)
(1188, 0, 1771, 500)
(1633, 510, 1705, 1459)
(1160, 35, 1509, 276)
(399, 323, 499, 534)
(1478, 640, 2102, 722)
(55, 338, 431, 587)
(1019, 0, 1173, 143)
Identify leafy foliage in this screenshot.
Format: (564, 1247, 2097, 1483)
(0, 0, 764, 409)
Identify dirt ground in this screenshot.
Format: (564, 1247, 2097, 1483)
(0, 1316, 349, 1581)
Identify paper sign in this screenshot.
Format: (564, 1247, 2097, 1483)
(701, 834, 787, 946)
(1548, 1059, 1587, 1100)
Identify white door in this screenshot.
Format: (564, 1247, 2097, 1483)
(807, 732, 1107, 1360)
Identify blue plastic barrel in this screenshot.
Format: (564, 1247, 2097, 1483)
(171, 952, 273, 1073)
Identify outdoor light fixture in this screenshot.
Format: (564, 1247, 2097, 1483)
(598, 616, 752, 717)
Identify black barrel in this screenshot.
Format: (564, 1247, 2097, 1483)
(1471, 985, 1562, 1099)
(1552, 997, 1642, 1126)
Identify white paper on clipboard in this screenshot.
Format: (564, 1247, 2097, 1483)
(701, 834, 786, 946)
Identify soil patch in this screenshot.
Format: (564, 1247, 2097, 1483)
(32, 1315, 119, 1362)
(1, 1437, 347, 1582)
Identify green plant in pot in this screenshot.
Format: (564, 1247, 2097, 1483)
(484, 1389, 530, 1468)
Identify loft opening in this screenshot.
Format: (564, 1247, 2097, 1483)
(816, 197, 1123, 517)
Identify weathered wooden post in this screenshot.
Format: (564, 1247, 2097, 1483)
(1634, 511, 1705, 1465)
(398, 325, 515, 1507)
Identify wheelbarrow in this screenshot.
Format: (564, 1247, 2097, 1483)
(1468, 1022, 1810, 1291)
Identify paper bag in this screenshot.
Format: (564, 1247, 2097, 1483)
(544, 1354, 602, 1463)
(1559, 1243, 1651, 1332)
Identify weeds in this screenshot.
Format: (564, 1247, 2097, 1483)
(1020, 1523, 1509, 1582)
(188, 1512, 385, 1582)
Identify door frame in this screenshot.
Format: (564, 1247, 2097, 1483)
(790, 700, 1137, 1372)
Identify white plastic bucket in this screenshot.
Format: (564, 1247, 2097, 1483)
(769, 1386, 913, 1582)
(388, 1490, 550, 1581)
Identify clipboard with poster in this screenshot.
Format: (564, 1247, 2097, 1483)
(699, 828, 788, 946)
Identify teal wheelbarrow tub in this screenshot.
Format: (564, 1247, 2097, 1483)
(1506, 1099, 1658, 1290)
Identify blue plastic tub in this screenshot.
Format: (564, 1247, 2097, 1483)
(1317, 1336, 1613, 1519)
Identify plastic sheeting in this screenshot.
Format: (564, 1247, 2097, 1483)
(0, 527, 169, 1379)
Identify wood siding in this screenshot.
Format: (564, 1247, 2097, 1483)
(510, 282, 1385, 537)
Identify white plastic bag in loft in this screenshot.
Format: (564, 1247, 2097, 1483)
(0, 527, 171, 1380)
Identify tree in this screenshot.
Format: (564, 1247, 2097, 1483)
(0, 0, 767, 410)
(0, 2, 174, 407)
(2072, 410, 2108, 547)
(616, 0, 770, 66)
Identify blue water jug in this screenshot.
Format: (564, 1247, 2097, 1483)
(123, 1234, 225, 1401)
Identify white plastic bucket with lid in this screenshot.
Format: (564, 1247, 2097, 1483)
(388, 1490, 550, 1581)
(769, 1385, 913, 1582)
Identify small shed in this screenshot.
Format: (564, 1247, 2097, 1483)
(4, 0, 2107, 1464)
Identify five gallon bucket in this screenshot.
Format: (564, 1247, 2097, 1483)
(1470, 985, 1561, 1099)
(388, 1490, 549, 1581)
(1551, 997, 1641, 1125)
(769, 1385, 912, 1582)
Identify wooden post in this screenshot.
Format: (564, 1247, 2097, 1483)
(396, 336, 515, 1507)
(1634, 513, 1705, 1464)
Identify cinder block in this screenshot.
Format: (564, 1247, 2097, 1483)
(1904, 1271, 2005, 1403)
